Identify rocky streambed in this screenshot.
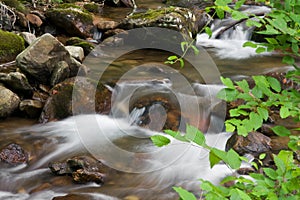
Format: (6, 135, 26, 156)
(0, 0, 299, 199)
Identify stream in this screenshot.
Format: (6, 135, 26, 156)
(0, 2, 296, 200)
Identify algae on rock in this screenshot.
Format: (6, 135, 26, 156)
(0, 30, 25, 63)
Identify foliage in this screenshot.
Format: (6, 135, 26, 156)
(217, 75, 300, 138)
(151, 126, 300, 199)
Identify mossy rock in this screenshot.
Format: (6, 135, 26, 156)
(83, 3, 101, 13)
(2, 0, 28, 14)
(164, 0, 213, 9)
(66, 37, 95, 55)
(45, 7, 94, 38)
(0, 30, 25, 63)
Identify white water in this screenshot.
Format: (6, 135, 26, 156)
(197, 5, 272, 59)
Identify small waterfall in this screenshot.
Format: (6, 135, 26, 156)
(197, 5, 271, 59)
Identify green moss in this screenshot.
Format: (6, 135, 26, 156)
(49, 7, 93, 24)
(66, 37, 95, 55)
(83, 3, 100, 13)
(2, 0, 28, 13)
(128, 7, 177, 20)
(0, 30, 25, 63)
(55, 3, 82, 10)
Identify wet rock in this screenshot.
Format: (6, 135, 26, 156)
(45, 6, 94, 38)
(0, 85, 20, 118)
(65, 46, 84, 62)
(270, 136, 290, 154)
(50, 61, 71, 86)
(83, 2, 103, 14)
(0, 143, 28, 165)
(52, 194, 94, 200)
(66, 37, 95, 56)
(0, 72, 33, 97)
(105, 0, 135, 7)
(39, 77, 111, 123)
(119, 7, 208, 38)
(49, 156, 105, 185)
(164, 0, 213, 9)
(226, 131, 272, 156)
(16, 33, 87, 86)
(97, 20, 119, 31)
(102, 28, 127, 41)
(26, 13, 43, 27)
(19, 99, 44, 118)
(20, 32, 37, 45)
(0, 30, 25, 63)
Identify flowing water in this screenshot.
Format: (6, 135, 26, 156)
(0, 3, 297, 200)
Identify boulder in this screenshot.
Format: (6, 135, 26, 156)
(119, 7, 209, 38)
(226, 131, 272, 156)
(0, 72, 33, 97)
(164, 0, 213, 9)
(0, 30, 25, 63)
(45, 6, 94, 38)
(0, 85, 20, 118)
(97, 20, 119, 31)
(20, 32, 37, 45)
(26, 13, 43, 27)
(49, 156, 105, 184)
(0, 143, 28, 165)
(66, 37, 95, 56)
(19, 99, 44, 118)
(16, 33, 87, 86)
(39, 77, 111, 123)
(65, 46, 85, 62)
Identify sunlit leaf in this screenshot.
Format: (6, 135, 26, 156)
(151, 135, 170, 147)
(173, 187, 197, 200)
(271, 125, 291, 136)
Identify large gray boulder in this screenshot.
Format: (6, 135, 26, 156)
(16, 33, 87, 86)
(0, 85, 20, 118)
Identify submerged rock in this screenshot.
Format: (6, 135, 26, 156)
(19, 99, 44, 118)
(16, 33, 87, 86)
(45, 6, 94, 38)
(49, 156, 105, 184)
(0, 143, 28, 165)
(119, 7, 208, 38)
(0, 85, 20, 118)
(39, 77, 111, 123)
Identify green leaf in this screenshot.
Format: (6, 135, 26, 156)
(217, 88, 238, 101)
(180, 41, 188, 52)
(249, 112, 263, 130)
(215, 0, 232, 6)
(191, 45, 199, 55)
(282, 55, 295, 65)
(179, 58, 184, 68)
(259, 153, 266, 160)
(257, 25, 280, 35)
(246, 19, 262, 28)
(216, 8, 225, 19)
(291, 43, 299, 54)
(265, 38, 279, 44)
(234, 0, 246, 9)
(209, 148, 227, 168)
(237, 125, 248, 136)
(225, 123, 236, 132)
(274, 155, 286, 175)
(236, 79, 250, 93)
(220, 77, 235, 89)
(271, 125, 291, 136)
(185, 125, 206, 147)
(256, 47, 266, 54)
(167, 55, 178, 61)
(231, 10, 248, 20)
(173, 187, 197, 200)
(263, 168, 278, 180)
(267, 76, 281, 92)
(280, 106, 290, 118)
(164, 130, 189, 142)
(257, 107, 269, 121)
(220, 176, 237, 185)
(226, 149, 242, 169)
(243, 41, 257, 48)
(205, 27, 212, 38)
(150, 135, 170, 147)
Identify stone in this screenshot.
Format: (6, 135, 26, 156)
(52, 194, 94, 200)
(49, 156, 106, 185)
(96, 20, 119, 31)
(19, 99, 44, 118)
(66, 37, 95, 56)
(0, 72, 33, 97)
(65, 46, 84, 62)
(20, 32, 36, 45)
(0, 85, 20, 118)
(16, 33, 87, 86)
(119, 7, 209, 38)
(164, 0, 213, 9)
(26, 13, 43, 27)
(0, 30, 25, 63)
(39, 77, 111, 123)
(50, 61, 71, 86)
(45, 7, 94, 38)
(0, 143, 28, 165)
(225, 131, 272, 156)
